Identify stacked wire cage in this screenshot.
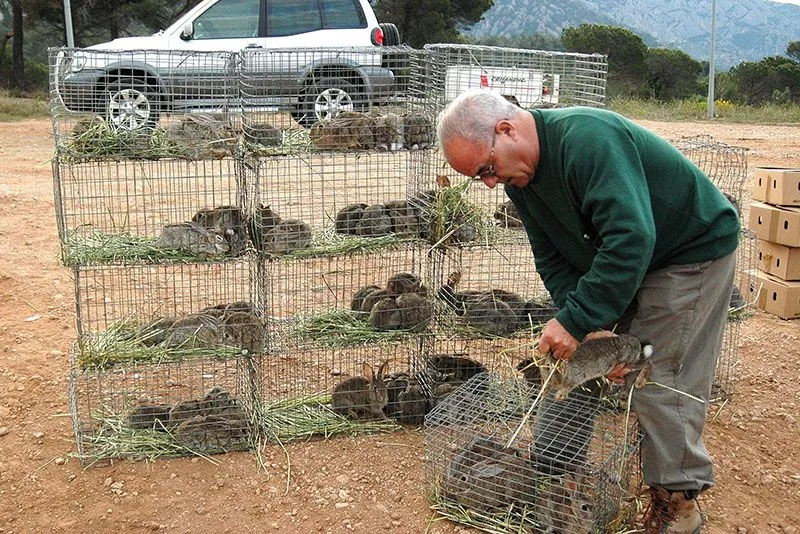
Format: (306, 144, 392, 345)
(237, 46, 446, 430)
(424, 372, 641, 533)
(50, 48, 262, 463)
(672, 135, 753, 401)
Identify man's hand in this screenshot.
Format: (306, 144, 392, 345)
(538, 318, 579, 360)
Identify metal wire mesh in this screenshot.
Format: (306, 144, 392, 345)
(423, 43, 608, 112)
(425, 372, 640, 533)
(69, 344, 257, 465)
(672, 135, 753, 401)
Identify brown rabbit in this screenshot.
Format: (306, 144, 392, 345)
(331, 360, 389, 420)
(551, 334, 653, 400)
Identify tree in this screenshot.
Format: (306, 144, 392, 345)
(373, 0, 493, 48)
(645, 48, 703, 101)
(788, 41, 800, 63)
(470, 33, 564, 52)
(561, 23, 648, 99)
(729, 56, 800, 105)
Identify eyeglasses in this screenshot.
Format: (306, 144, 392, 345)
(474, 131, 497, 181)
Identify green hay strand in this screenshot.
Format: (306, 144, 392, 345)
(290, 309, 431, 348)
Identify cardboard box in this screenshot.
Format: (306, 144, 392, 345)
(757, 240, 800, 280)
(753, 167, 800, 205)
(748, 269, 800, 319)
(748, 202, 780, 241)
(775, 206, 800, 247)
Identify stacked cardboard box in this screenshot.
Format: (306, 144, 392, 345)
(748, 167, 800, 319)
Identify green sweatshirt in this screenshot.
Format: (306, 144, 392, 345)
(504, 107, 740, 340)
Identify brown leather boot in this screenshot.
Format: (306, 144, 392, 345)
(642, 486, 703, 534)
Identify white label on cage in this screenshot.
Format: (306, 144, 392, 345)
(444, 66, 559, 108)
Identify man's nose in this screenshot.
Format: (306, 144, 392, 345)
(481, 176, 500, 189)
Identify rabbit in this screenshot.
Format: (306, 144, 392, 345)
(450, 215, 478, 244)
(372, 112, 404, 151)
(402, 113, 434, 149)
(191, 205, 248, 256)
(308, 111, 376, 150)
(427, 354, 487, 382)
(356, 204, 392, 237)
(442, 437, 537, 513)
(551, 334, 654, 400)
(368, 296, 402, 331)
(163, 312, 222, 349)
(243, 122, 281, 147)
(335, 203, 367, 235)
(331, 360, 390, 420)
(127, 403, 171, 431)
(525, 296, 559, 325)
(386, 272, 423, 296)
(137, 316, 175, 346)
(395, 380, 430, 424)
(537, 469, 594, 534)
(464, 294, 518, 337)
(200, 387, 249, 428)
(383, 371, 411, 418)
(173, 414, 248, 451)
(221, 309, 264, 354)
(158, 221, 229, 257)
(167, 399, 206, 429)
(262, 219, 312, 255)
(395, 293, 433, 332)
(388, 208, 421, 237)
(493, 200, 523, 228)
(359, 287, 392, 314)
(351, 284, 382, 312)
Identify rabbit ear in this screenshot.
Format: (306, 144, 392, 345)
(362, 361, 374, 378)
(377, 359, 389, 379)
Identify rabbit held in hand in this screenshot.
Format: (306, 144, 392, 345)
(331, 360, 389, 420)
(551, 334, 653, 400)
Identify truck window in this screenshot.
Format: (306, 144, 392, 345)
(320, 0, 366, 29)
(193, 0, 260, 39)
(267, 0, 323, 36)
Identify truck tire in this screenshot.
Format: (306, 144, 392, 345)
(291, 77, 361, 128)
(379, 23, 400, 46)
(104, 77, 160, 132)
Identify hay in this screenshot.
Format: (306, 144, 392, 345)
(63, 228, 215, 265)
(290, 309, 430, 348)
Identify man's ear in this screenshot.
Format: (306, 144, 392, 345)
(496, 119, 516, 139)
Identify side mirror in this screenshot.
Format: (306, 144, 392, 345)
(180, 22, 194, 41)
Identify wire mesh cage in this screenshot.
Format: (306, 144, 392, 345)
(69, 343, 258, 465)
(73, 259, 264, 363)
(49, 48, 241, 157)
(239, 46, 435, 149)
(672, 135, 753, 401)
(423, 43, 608, 113)
(53, 155, 247, 266)
(425, 372, 641, 533)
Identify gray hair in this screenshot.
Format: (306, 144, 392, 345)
(436, 88, 525, 148)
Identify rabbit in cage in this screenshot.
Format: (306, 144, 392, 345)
(427, 354, 487, 383)
(127, 402, 171, 431)
(331, 360, 390, 420)
(158, 221, 229, 257)
(356, 204, 393, 236)
(173, 414, 248, 450)
(536, 468, 594, 534)
(162, 312, 222, 349)
(550, 333, 653, 400)
(395, 293, 433, 332)
(191, 205, 248, 256)
(368, 296, 402, 331)
(221, 309, 264, 355)
(358, 287, 392, 314)
(335, 203, 367, 235)
(372, 112, 403, 151)
(308, 111, 377, 150)
(386, 272, 425, 296)
(442, 436, 537, 514)
(351, 284, 382, 312)
(261, 219, 312, 254)
(493, 200, 524, 228)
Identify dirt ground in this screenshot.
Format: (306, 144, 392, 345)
(0, 116, 799, 534)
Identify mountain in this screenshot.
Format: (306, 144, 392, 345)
(468, 0, 800, 70)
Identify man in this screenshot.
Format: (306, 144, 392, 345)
(436, 88, 739, 533)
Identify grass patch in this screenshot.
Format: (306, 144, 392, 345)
(77, 317, 244, 370)
(0, 92, 50, 121)
(290, 308, 431, 348)
(610, 97, 800, 124)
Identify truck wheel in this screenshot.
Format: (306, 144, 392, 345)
(379, 23, 400, 46)
(292, 77, 361, 128)
(104, 77, 160, 132)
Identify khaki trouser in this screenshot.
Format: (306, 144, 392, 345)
(532, 251, 736, 493)
(627, 251, 737, 492)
